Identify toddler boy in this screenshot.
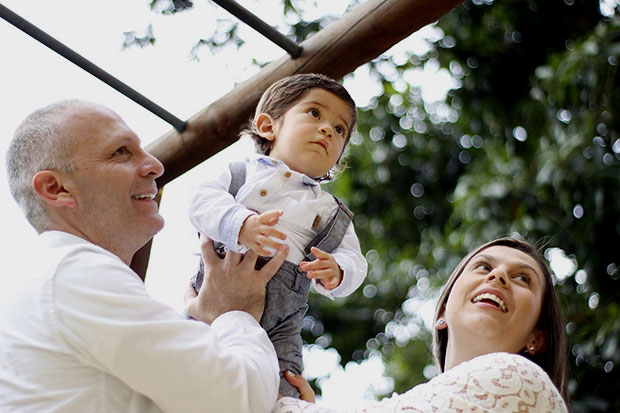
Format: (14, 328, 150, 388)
(189, 73, 367, 397)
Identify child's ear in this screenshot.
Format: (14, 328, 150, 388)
(255, 113, 277, 142)
(32, 170, 77, 208)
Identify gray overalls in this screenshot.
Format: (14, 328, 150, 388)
(192, 162, 353, 398)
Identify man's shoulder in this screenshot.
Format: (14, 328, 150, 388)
(41, 231, 140, 288)
(41, 231, 123, 265)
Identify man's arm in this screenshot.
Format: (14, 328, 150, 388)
(54, 242, 286, 413)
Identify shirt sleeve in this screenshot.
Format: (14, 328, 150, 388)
(188, 164, 255, 252)
(54, 246, 279, 413)
(312, 221, 367, 299)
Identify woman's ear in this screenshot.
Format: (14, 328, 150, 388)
(436, 307, 448, 330)
(255, 113, 277, 142)
(526, 329, 548, 354)
(32, 170, 76, 208)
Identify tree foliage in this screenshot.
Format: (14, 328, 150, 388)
(140, 1, 620, 410)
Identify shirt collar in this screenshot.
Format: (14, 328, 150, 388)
(254, 154, 320, 189)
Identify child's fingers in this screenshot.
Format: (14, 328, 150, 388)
(261, 226, 287, 241)
(299, 259, 327, 273)
(305, 268, 335, 280)
(256, 236, 285, 253)
(320, 278, 339, 290)
(258, 210, 283, 226)
(307, 271, 339, 290)
(309, 246, 329, 258)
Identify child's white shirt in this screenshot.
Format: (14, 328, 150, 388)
(188, 154, 367, 299)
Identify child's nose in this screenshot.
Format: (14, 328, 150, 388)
(320, 125, 333, 138)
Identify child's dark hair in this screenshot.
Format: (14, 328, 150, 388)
(245, 73, 357, 168)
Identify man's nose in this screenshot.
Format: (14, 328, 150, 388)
(140, 151, 164, 179)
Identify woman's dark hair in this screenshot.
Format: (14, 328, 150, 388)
(432, 237, 569, 405)
(243, 73, 357, 179)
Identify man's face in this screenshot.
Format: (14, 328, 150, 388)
(60, 103, 164, 263)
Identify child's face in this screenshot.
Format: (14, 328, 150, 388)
(259, 88, 354, 178)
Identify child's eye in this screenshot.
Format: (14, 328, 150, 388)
(334, 125, 345, 136)
(309, 108, 320, 118)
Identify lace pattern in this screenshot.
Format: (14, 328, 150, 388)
(273, 352, 567, 412)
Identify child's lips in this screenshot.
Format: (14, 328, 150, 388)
(313, 139, 328, 153)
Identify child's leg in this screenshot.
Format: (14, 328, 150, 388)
(260, 261, 311, 398)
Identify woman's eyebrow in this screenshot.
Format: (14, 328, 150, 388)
(471, 254, 494, 264)
(474, 254, 542, 284)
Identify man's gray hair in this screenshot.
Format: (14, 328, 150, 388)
(6, 100, 80, 232)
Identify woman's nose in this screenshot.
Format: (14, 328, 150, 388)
(486, 268, 508, 287)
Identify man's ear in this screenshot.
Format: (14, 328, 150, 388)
(32, 170, 76, 208)
(255, 113, 277, 142)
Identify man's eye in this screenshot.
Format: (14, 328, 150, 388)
(114, 146, 129, 156)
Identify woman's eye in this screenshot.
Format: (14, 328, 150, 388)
(309, 108, 320, 118)
(474, 262, 491, 271)
(515, 274, 531, 284)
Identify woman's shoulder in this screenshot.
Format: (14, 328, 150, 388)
(273, 353, 567, 413)
(420, 352, 568, 412)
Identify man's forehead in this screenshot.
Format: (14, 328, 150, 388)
(60, 104, 136, 151)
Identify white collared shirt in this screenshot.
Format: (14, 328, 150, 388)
(188, 154, 367, 298)
(0, 231, 278, 413)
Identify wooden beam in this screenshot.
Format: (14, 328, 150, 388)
(146, 0, 464, 186)
(133, 0, 464, 278)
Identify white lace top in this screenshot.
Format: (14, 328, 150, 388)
(273, 352, 567, 412)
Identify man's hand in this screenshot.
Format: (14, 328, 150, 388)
(298, 246, 343, 290)
(239, 210, 287, 256)
(186, 236, 288, 324)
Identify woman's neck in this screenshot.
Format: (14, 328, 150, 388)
(444, 339, 495, 371)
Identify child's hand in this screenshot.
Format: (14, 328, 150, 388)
(239, 210, 287, 256)
(299, 247, 343, 290)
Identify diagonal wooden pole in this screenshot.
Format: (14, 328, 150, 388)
(132, 0, 465, 277)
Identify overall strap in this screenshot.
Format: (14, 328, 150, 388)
(228, 161, 246, 197)
(303, 196, 353, 262)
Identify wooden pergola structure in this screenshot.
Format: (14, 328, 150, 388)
(1, 0, 465, 278)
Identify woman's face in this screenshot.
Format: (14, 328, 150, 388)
(443, 245, 547, 354)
